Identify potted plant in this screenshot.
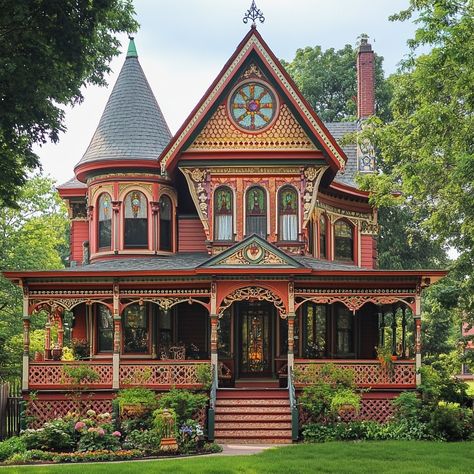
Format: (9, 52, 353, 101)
(71, 338, 90, 359)
(376, 344, 395, 376)
(116, 387, 158, 418)
(51, 344, 62, 361)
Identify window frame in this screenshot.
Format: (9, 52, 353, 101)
(96, 304, 114, 353)
(245, 185, 268, 238)
(122, 303, 151, 355)
(319, 214, 328, 259)
(123, 190, 149, 249)
(158, 194, 173, 252)
(213, 186, 234, 242)
(277, 185, 299, 242)
(97, 193, 112, 251)
(333, 219, 355, 263)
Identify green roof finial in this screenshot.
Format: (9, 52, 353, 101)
(127, 36, 138, 58)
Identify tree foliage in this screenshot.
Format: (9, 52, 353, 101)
(356, 0, 474, 366)
(0, 175, 68, 377)
(0, 0, 138, 207)
(282, 42, 391, 122)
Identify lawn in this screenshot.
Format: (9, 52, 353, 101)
(2, 441, 474, 473)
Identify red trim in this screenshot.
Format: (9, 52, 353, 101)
(179, 150, 324, 160)
(57, 188, 87, 198)
(160, 28, 347, 175)
(330, 181, 371, 198)
(74, 159, 160, 182)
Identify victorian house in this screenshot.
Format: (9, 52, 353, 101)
(4, 23, 445, 443)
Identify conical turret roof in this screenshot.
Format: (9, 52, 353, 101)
(75, 38, 171, 171)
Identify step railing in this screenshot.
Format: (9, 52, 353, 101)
(207, 364, 218, 441)
(287, 366, 298, 441)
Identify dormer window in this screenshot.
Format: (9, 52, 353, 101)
(159, 195, 172, 251)
(246, 186, 267, 238)
(98, 193, 112, 250)
(278, 186, 298, 241)
(124, 191, 148, 248)
(334, 220, 354, 262)
(214, 186, 233, 241)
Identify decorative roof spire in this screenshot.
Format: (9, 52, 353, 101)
(243, 1, 265, 28)
(126, 36, 138, 58)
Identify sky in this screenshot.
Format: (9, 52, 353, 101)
(35, 0, 419, 185)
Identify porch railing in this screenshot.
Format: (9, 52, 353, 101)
(119, 360, 210, 388)
(29, 360, 211, 390)
(294, 359, 416, 389)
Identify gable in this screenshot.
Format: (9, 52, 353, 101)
(198, 234, 304, 269)
(159, 29, 347, 174)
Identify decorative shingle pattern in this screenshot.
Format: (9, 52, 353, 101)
(325, 122, 358, 187)
(76, 56, 171, 167)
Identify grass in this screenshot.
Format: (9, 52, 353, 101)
(1, 441, 474, 473)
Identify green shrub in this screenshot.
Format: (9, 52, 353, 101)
(196, 364, 212, 391)
(22, 418, 76, 452)
(201, 442, 223, 453)
(429, 401, 474, 441)
(116, 388, 158, 412)
(52, 449, 141, 463)
(330, 388, 361, 414)
(157, 389, 208, 425)
(0, 437, 26, 462)
(392, 392, 422, 421)
(178, 419, 204, 454)
(122, 429, 161, 454)
(62, 364, 100, 385)
(4, 449, 54, 464)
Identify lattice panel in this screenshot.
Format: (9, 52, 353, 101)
(26, 398, 113, 428)
(298, 398, 395, 425)
(120, 363, 209, 387)
(295, 361, 415, 387)
(29, 363, 113, 387)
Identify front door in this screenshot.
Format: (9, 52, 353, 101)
(237, 301, 273, 377)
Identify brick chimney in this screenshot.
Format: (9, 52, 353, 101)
(357, 37, 375, 119)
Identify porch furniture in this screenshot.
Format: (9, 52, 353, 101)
(169, 346, 186, 360)
(218, 361, 232, 385)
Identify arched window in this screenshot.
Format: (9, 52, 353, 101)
(97, 305, 113, 352)
(124, 191, 148, 248)
(334, 220, 354, 261)
(123, 303, 149, 353)
(245, 186, 267, 238)
(159, 195, 172, 251)
(319, 215, 327, 259)
(214, 187, 233, 241)
(278, 186, 298, 241)
(98, 193, 112, 250)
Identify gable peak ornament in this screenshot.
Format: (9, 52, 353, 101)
(243, 1, 265, 28)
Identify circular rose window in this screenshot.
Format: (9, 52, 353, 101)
(228, 81, 278, 132)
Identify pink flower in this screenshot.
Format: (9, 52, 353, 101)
(74, 421, 86, 431)
(112, 431, 121, 437)
(88, 427, 95, 433)
(97, 428, 105, 437)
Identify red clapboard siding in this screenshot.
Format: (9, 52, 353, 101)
(360, 234, 375, 269)
(178, 217, 207, 252)
(71, 220, 89, 264)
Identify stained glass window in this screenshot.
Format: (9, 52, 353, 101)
(123, 303, 148, 353)
(214, 187, 233, 241)
(98, 193, 112, 249)
(97, 305, 113, 352)
(159, 195, 172, 251)
(334, 220, 354, 261)
(245, 186, 267, 238)
(278, 186, 298, 241)
(124, 191, 148, 248)
(229, 81, 277, 131)
(319, 215, 327, 259)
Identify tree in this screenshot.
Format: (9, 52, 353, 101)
(359, 0, 474, 309)
(0, 1, 138, 208)
(282, 42, 391, 122)
(0, 175, 68, 377)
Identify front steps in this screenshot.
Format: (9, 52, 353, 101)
(214, 388, 292, 444)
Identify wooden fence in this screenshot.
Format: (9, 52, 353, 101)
(0, 380, 22, 440)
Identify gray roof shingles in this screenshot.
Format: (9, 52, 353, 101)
(59, 254, 365, 273)
(324, 121, 358, 187)
(75, 55, 172, 168)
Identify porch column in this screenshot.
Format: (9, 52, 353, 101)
(22, 286, 30, 391)
(57, 310, 64, 349)
(391, 305, 397, 356)
(210, 314, 218, 368)
(414, 295, 422, 386)
(44, 317, 52, 360)
(379, 308, 385, 347)
(401, 307, 407, 358)
(112, 282, 121, 389)
(287, 313, 296, 369)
